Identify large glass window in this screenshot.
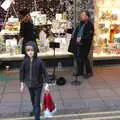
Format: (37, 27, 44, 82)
(0, 0, 74, 60)
(94, 0, 120, 59)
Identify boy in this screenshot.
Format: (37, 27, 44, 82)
(20, 41, 49, 120)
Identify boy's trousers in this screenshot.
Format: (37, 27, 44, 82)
(29, 87, 42, 120)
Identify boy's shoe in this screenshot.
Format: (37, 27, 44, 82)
(29, 111, 34, 116)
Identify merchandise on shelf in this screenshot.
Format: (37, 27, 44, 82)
(94, 0, 120, 57)
(30, 11, 47, 25)
(0, 10, 72, 57)
(1, 16, 20, 35)
(0, 35, 5, 53)
(5, 38, 21, 55)
(37, 30, 49, 52)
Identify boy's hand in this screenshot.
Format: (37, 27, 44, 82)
(20, 82, 24, 92)
(44, 84, 49, 92)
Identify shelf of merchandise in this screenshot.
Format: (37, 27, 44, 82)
(0, 51, 73, 61)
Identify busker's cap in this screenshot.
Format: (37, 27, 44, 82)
(19, 8, 30, 17)
(56, 77, 66, 86)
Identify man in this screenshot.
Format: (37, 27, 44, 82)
(68, 10, 94, 78)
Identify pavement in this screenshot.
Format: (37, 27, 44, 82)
(1, 66, 120, 119)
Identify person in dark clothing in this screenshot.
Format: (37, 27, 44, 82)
(20, 41, 49, 120)
(19, 8, 38, 54)
(68, 10, 94, 78)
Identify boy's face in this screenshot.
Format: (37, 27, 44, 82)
(25, 46, 34, 58)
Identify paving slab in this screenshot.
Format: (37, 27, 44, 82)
(1, 66, 120, 119)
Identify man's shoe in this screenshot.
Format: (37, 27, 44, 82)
(84, 73, 93, 79)
(73, 73, 84, 76)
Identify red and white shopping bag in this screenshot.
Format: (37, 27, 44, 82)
(43, 92, 56, 118)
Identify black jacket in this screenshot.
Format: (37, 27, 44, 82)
(20, 21, 36, 43)
(68, 20, 94, 57)
(20, 41, 48, 88)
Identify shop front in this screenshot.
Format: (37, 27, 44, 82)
(0, 0, 120, 62)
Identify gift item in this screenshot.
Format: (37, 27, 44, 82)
(6, 38, 17, 55)
(38, 30, 49, 52)
(30, 12, 47, 25)
(56, 14, 62, 21)
(43, 92, 56, 118)
(5, 16, 20, 32)
(0, 35, 5, 53)
(94, 0, 120, 57)
(39, 30, 47, 42)
(44, 108, 56, 118)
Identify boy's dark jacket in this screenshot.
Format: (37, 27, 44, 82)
(68, 20, 94, 56)
(20, 41, 48, 88)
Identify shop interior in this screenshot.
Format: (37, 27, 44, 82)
(94, 0, 120, 59)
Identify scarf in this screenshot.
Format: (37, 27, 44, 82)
(77, 23, 86, 37)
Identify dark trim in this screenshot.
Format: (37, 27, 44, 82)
(1, 56, 120, 70)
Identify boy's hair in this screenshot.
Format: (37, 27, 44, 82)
(25, 45, 34, 50)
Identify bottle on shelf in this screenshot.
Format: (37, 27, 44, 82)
(109, 25, 115, 43)
(16, 45, 21, 54)
(104, 38, 108, 47)
(57, 61, 62, 72)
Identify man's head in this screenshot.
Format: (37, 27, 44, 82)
(80, 10, 90, 21)
(19, 8, 30, 18)
(19, 8, 32, 22)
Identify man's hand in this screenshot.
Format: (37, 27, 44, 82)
(77, 37, 81, 42)
(20, 82, 24, 92)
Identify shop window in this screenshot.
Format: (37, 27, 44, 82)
(0, 0, 74, 59)
(94, 0, 120, 58)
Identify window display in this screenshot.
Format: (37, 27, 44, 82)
(0, 16, 20, 35)
(0, 13, 72, 60)
(0, 0, 74, 60)
(2, 0, 120, 61)
(94, 0, 120, 58)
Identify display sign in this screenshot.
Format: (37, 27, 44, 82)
(30, 11, 47, 25)
(1, 0, 14, 11)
